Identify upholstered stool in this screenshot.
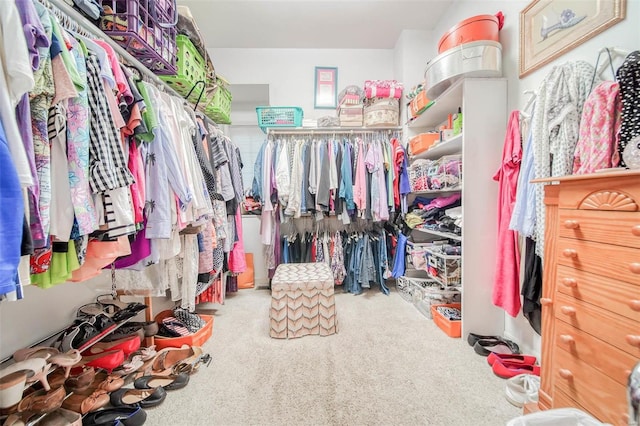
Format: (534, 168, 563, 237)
(269, 263, 338, 339)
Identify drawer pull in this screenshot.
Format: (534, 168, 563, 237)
(629, 300, 640, 312)
(562, 249, 578, 258)
(630, 263, 640, 274)
(632, 225, 640, 236)
(563, 220, 580, 229)
(559, 334, 574, 345)
(540, 298, 553, 306)
(558, 369, 573, 380)
(625, 335, 640, 348)
(560, 306, 576, 316)
(561, 278, 577, 288)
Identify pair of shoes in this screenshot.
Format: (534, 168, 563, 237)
(83, 335, 141, 358)
(470, 334, 520, 356)
(61, 389, 110, 414)
(110, 387, 166, 408)
(133, 373, 189, 391)
(487, 352, 537, 367)
(504, 373, 540, 407)
(492, 357, 540, 379)
(73, 371, 124, 395)
(127, 321, 159, 337)
(13, 347, 82, 379)
(96, 295, 147, 323)
(17, 386, 67, 414)
(0, 358, 52, 391)
(82, 406, 146, 426)
(38, 407, 82, 426)
(63, 367, 95, 393)
(75, 350, 125, 374)
(151, 346, 210, 376)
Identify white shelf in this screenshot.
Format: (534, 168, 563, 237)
(413, 228, 462, 241)
(409, 133, 463, 161)
(407, 79, 463, 129)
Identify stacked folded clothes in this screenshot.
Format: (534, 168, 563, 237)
(337, 85, 365, 126)
(364, 80, 404, 99)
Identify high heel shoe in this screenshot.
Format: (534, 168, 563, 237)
(48, 350, 82, 378)
(0, 358, 51, 391)
(83, 335, 141, 358)
(150, 345, 197, 375)
(75, 350, 125, 374)
(0, 371, 28, 409)
(12, 347, 59, 362)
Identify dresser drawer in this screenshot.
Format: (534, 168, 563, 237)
(554, 348, 628, 425)
(556, 265, 640, 322)
(554, 292, 640, 357)
(551, 388, 589, 415)
(557, 238, 640, 286)
(554, 320, 638, 386)
(558, 209, 640, 249)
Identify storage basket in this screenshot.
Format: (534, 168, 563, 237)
(256, 106, 303, 132)
(430, 155, 462, 190)
(160, 35, 206, 97)
(199, 83, 232, 124)
(425, 247, 462, 287)
(363, 98, 399, 127)
(409, 159, 433, 192)
(395, 276, 415, 303)
(413, 281, 461, 319)
(154, 309, 214, 350)
(101, 0, 177, 75)
(431, 303, 462, 338)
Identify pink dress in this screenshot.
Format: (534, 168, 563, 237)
(492, 111, 523, 317)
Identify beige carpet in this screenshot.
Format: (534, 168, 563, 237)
(145, 287, 521, 426)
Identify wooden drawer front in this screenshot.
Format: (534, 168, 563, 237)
(551, 388, 589, 415)
(554, 348, 628, 425)
(554, 320, 639, 386)
(557, 238, 640, 286)
(554, 292, 640, 357)
(556, 265, 640, 322)
(558, 209, 640, 249)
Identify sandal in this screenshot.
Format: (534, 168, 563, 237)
(48, 350, 83, 378)
(150, 346, 196, 375)
(96, 295, 147, 323)
(111, 355, 144, 377)
(12, 347, 60, 362)
(0, 358, 52, 391)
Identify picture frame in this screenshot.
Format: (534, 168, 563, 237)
(314, 66, 338, 109)
(519, 0, 626, 77)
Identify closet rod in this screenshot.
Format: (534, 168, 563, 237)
(40, 0, 185, 101)
(267, 127, 403, 135)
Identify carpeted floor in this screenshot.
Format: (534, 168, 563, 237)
(145, 287, 521, 426)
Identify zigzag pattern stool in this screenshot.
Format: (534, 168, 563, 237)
(269, 263, 338, 339)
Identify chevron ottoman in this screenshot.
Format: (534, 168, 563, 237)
(269, 263, 338, 339)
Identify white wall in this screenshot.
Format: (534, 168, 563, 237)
(208, 48, 396, 123)
(421, 0, 640, 357)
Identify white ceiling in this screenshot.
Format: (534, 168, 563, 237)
(176, 0, 453, 49)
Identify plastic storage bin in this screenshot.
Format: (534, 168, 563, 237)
(431, 154, 462, 190)
(425, 247, 461, 287)
(411, 279, 460, 319)
(154, 310, 214, 350)
(101, 0, 177, 75)
(431, 303, 461, 338)
(160, 35, 206, 97)
(256, 106, 304, 132)
(200, 83, 232, 124)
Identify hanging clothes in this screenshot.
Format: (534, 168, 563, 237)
(492, 111, 522, 317)
(616, 51, 640, 167)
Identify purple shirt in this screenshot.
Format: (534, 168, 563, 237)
(15, 0, 50, 71)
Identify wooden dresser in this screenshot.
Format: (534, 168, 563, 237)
(535, 171, 640, 425)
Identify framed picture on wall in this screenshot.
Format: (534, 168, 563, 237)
(519, 0, 626, 77)
(314, 66, 338, 109)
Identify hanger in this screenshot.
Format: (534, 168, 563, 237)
(595, 46, 630, 77)
(520, 90, 536, 118)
